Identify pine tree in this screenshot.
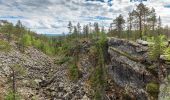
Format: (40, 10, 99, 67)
(94, 22, 100, 38)
(132, 3, 150, 39)
(127, 12, 133, 34)
(113, 14, 125, 38)
(68, 21, 73, 34)
(149, 8, 157, 34)
(158, 16, 162, 35)
(73, 26, 78, 38)
(15, 20, 23, 36)
(7, 64, 26, 100)
(77, 23, 81, 37)
(148, 35, 166, 81)
(83, 25, 89, 38)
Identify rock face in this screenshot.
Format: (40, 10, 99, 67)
(108, 37, 148, 55)
(107, 37, 157, 100)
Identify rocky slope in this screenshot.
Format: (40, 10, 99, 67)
(0, 46, 93, 100)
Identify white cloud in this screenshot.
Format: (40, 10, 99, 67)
(0, 0, 169, 34)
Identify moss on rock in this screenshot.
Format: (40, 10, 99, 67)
(146, 82, 159, 98)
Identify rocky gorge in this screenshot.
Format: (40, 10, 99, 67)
(0, 37, 170, 100)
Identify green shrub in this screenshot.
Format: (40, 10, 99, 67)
(68, 64, 79, 81)
(56, 56, 71, 65)
(4, 90, 20, 100)
(0, 40, 11, 51)
(90, 67, 104, 87)
(94, 90, 102, 100)
(32, 39, 42, 49)
(167, 75, 170, 81)
(20, 33, 32, 47)
(42, 43, 55, 55)
(88, 66, 105, 100)
(146, 82, 159, 95)
(148, 35, 165, 61)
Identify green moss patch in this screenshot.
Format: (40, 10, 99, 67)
(146, 82, 159, 98)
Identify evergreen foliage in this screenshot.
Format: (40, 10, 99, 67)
(7, 64, 26, 100)
(88, 31, 107, 99)
(20, 33, 32, 47)
(113, 14, 125, 37)
(4, 90, 20, 100)
(68, 63, 79, 81)
(148, 35, 165, 61)
(0, 40, 11, 51)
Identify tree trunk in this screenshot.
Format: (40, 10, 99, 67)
(139, 16, 142, 39)
(12, 69, 16, 100)
(152, 22, 155, 34)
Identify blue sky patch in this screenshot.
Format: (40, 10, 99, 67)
(80, 16, 112, 21)
(164, 4, 170, 8)
(0, 16, 24, 19)
(95, 16, 112, 20)
(86, 0, 105, 3)
(130, 0, 147, 2)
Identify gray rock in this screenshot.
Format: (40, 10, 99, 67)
(136, 39, 148, 46)
(158, 78, 170, 100)
(108, 38, 157, 99)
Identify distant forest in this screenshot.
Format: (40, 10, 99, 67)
(0, 3, 170, 56)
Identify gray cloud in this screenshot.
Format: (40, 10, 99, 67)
(0, 0, 169, 34)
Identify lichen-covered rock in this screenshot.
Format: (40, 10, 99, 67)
(159, 77, 170, 100)
(107, 38, 158, 100)
(108, 37, 148, 61)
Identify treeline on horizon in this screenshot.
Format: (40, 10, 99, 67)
(67, 3, 169, 40)
(0, 3, 170, 56)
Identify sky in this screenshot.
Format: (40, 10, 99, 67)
(0, 0, 170, 34)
